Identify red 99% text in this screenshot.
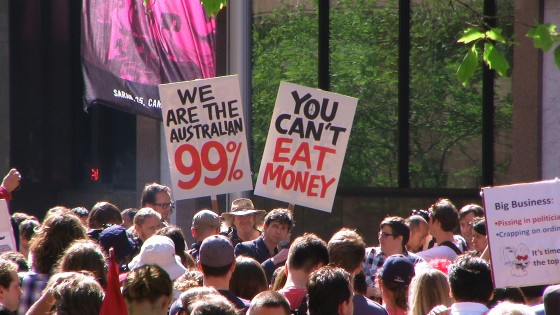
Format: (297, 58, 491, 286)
(175, 141, 244, 189)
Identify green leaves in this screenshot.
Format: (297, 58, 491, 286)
(456, 27, 509, 85)
(483, 42, 509, 76)
(457, 46, 478, 85)
(200, 0, 227, 18)
(527, 23, 558, 51)
(458, 28, 485, 44)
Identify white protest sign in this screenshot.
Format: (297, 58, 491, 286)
(254, 82, 358, 212)
(482, 179, 560, 288)
(0, 200, 16, 253)
(159, 75, 253, 200)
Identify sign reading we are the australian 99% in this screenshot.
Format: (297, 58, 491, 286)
(158, 75, 253, 200)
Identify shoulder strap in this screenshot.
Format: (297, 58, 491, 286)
(439, 241, 463, 255)
(291, 295, 308, 315)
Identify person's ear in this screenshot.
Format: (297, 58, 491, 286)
(338, 298, 351, 315)
(191, 227, 198, 238)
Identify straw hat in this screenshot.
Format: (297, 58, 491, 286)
(221, 198, 266, 221)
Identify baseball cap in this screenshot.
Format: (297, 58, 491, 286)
(198, 235, 234, 268)
(99, 225, 137, 261)
(192, 210, 221, 229)
(380, 254, 415, 285)
(129, 235, 187, 280)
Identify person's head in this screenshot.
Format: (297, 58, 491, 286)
(123, 264, 173, 315)
(221, 198, 266, 232)
(0, 259, 22, 312)
(406, 215, 429, 253)
(191, 210, 221, 242)
(327, 228, 365, 275)
(55, 239, 108, 288)
(519, 285, 547, 305)
(472, 217, 488, 254)
(379, 216, 410, 255)
(448, 255, 493, 303)
(287, 233, 329, 274)
(378, 254, 415, 311)
(141, 183, 173, 222)
(50, 272, 105, 315)
(459, 204, 484, 242)
(30, 213, 88, 275)
(0, 251, 29, 272)
(98, 224, 137, 265)
(87, 201, 122, 229)
(173, 269, 204, 292)
(175, 287, 220, 315)
(130, 235, 187, 281)
(189, 294, 237, 315)
(156, 225, 188, 266)
(198, 235, 235, 278)
(133, 207, 163, 242)
(487, 287, 525, 309)
(262, 208, 294, 246)
(18, 218, 40, 254)
(308, 266, 354, 315)
(122, 208, 138, 229)
(248, 290, 291, 315)
(408, 268, 452, 315)
(428, 199, 459, 233)
(71, 207, 90, 227)
(229, 256, 268, 300)
(487, 301, 535, 315)
(270, 266, 287, 291)
(44, 206, 71, 219)
(11, 212, 34, 225)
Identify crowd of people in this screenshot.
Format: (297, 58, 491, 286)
(0, 168, 559, 315)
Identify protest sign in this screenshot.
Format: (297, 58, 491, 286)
(483, 179, 560, 288)
(0, 200, 16, 253)
(159, 75, 253, 200)
(254, 82, 358, 212)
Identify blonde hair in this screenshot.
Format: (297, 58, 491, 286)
(133, 207, 161, 226)
(408, 268, 453, 315)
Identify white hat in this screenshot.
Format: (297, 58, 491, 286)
(129, 235, 187, 280)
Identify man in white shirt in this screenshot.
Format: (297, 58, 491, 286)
(448, 255, 493, 314)
(417, 199, 465, 262)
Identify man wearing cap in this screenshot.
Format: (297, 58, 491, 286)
(221, 198, 266, 247)
(188, 209, 221, 260)
(198, 235, 250, 313)
(99, 224, 138, 272)
(377, 255, 415, 315)
(362, 216, 424, 299)
(234, 208, 294, 282)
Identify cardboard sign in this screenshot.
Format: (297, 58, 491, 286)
(254, 82, 358, 212)
(482, 179, 560, 288)
(159, 75, 253, 200)
(0, 200, 16, 253)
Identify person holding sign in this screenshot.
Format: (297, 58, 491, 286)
(222, 198, 266, 248)
(234, 208, 293, 283)
(0, 169, 21, 201)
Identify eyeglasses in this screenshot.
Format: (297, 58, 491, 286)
(378, 232, 396, 238)
(154, 202, 175, 212)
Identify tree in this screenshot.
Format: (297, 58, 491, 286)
(252, 0, 513, 188)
